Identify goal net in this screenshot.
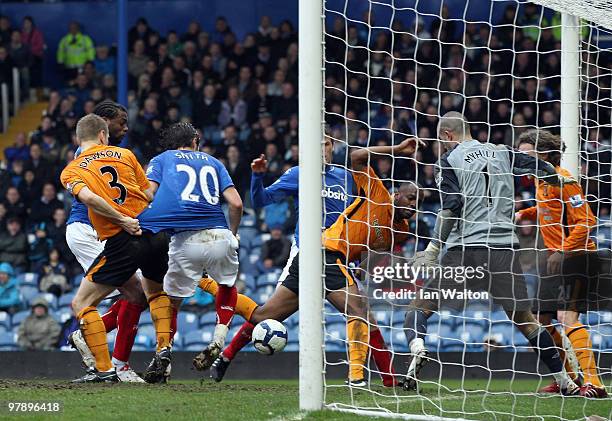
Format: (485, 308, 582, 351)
(309, 0, 612, 419)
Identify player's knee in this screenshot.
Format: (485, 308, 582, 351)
(71, 297, 85, 315)
(556, 311, 578, 327)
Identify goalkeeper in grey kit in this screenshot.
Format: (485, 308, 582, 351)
(403, 112, 580, 395)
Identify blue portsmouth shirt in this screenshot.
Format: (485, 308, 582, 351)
(138, 150, 234, 233)
(250, 165, 355, 246)
(66, 147, 91, 226)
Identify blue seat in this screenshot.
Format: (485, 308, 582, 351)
(17, 272, 39, 286)
(199, 312, 217, 328)
(324, 312, 345, 325)
(183, 330, 212, 348)
(325, 322, 346, 343)
(250, 235, 264, 249)
(11, 310, 30, 328)
(177, 312, 199, 334)
(256, 272, 280, 288)
(284, 312, 299, 328)
(58, 293, 75, 309)
(72, 274, 84, 287)
(138, 324, 156, 341)
(240, 214, 257, 228)
(0, 311, 11, 330)
(134, 333, 153, 350)
(254, 285, 275, 303)
(284, 343, 299, 352)
(39, 293, 58, 310)
(19, 285, 39, 305)
(56, 308, 73, 324)
(139, 311, 153, 326)
(239, 273, 256, 289)
(237, 227, 258, 249)
(324, 342, 344, 352)
(0, 331, 18, 350)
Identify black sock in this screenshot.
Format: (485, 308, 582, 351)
(526, 326, 563, 374)
(404, 309, 428, 345)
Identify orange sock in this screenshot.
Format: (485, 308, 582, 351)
(77, 306, 112, 372)
(566, 323, 603, 387)
(148, 292, 173, 352)
(199, 277, 258, 322)
(546, 326, 577, 380)
(347, 317, 368, 381)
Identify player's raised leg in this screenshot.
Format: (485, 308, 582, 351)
(207, 285, 298, 381)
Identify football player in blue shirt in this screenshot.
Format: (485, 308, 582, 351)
(138, 122, 243, 381)
(64, 101, 146, 383)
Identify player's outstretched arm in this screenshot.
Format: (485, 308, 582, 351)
(350, 137, 422, 172)
(509, 147, 575, 186)
(250, 154, 298, 209)
(77, 186, 142, 236)
(223, 186, 243, 235)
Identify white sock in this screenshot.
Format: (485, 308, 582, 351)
(213, 324, 229, 348)
(112, 357, 127, 370)
(410, 338, 425, 354)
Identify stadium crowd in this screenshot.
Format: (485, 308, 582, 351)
(0, 4, 611, 350)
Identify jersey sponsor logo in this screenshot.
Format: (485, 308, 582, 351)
(78, 149, 122, 168)
(569, 194, 584, 208)
(146, 165, 154, 175)
(321, 187, 347, 201)
(464, 149, 496, 164)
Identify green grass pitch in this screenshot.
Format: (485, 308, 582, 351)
(0, 379, 610, 420)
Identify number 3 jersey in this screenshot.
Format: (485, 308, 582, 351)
(60, 144, 150, 240)
(138, 150, 234, 234)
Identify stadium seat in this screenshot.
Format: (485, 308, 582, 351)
(183, 330, 213, 349)
(0, 331, 18, 351)
(199, 312, 217, 329)
(255, 285, 275, 303)
(71, 274, 84, 287)
(372, 311, 389, 326)
(325, 322, 346, 343)
(40, 293, 58, 310)
(284, 312, 299, 328)
(284, 343, 299, 352)
(240, 213, 257, 228)
(177, 312, 199, 334)
(134, 333, 153, 350)
(19, 285, 39, 305)
(11, 310, 30, 328)
(139, 311, 153, 326)
(237, 227, 258, 249)
(58, 293, 75, 309)
(256, 271, 281, 288)
(250, 234, 267, 249)
(138, 324, 156, 341)
(0, 311, 10, 330)
(17, 272, 39, 286)
(56, 308, 73, 324)
(239, 273, 256, 289)
(324, 312, 345, 325)
(286, 326, 298, 344)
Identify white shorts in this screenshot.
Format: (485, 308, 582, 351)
(66, 222, 126, 299)
(164, 229, 239, 298)
(277, 240, 299, 288)
(66, 222, 105, 271)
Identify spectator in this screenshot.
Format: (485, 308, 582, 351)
(128, 18, 152, 49)
(128, 39, 149, 83)
(258, 226, 291, 272)
(39, 248, 69, 297)
(225, 144, 249, 197)
(29, 183, 64, 226)
(56, 21, 95, 82)
(193, 84, 221, 129)
(18, 170, 41, 209)
(29, 223, 53, 272)
(0, 15, 12, 46)
(93, 45, 115, 76)
(21, 16, 45, 88)
(9, 30, 31, 94)
(218, 86, 247, 128)
(0, 217, 28, 272)
(4, 187, 27, 221)
(0, 46, 14, 86)
(4, 133, 29, 165)
(17, 297, 61, 351)
(45, 208, 71, 263)
(26, 143, 53, 183)
(0, 263, 20, 314)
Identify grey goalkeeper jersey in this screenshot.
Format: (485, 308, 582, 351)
(435, 139, 556, 248)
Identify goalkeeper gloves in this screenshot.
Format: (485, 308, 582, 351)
(542, 173, 578, 187)
(410, 242, 441, 268)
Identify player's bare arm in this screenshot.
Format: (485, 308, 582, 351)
(223, 186, 243, 235)
(77, 186, 142, 236)
(144, 180, 159, 202)
(350, 137, 423, 172)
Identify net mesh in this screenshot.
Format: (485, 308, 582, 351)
(320, 1, 612, 419)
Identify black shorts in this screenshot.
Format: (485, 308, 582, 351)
(281, 250, 356, 295)
(533, 252, 600, 314)
(85, 231, 169, 287)
(422, 247, 531, 311)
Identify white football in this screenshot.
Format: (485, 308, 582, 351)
(252, 319, 288, 355)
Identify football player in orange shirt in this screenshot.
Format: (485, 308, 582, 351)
(60, 114, 172, 383)
(208, 138, 420, 386)
(517, 129, 607, 398)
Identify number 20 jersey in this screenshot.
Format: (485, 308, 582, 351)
(60, 144, 150, 241)
(138, 150, 234, 234)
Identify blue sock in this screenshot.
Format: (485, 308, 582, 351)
(526, 326, 563, 374)
(404, 309, 428, 345)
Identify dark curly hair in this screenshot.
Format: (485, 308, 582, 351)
(517, 129, 565, 167)
(161, 122, 199, 150)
